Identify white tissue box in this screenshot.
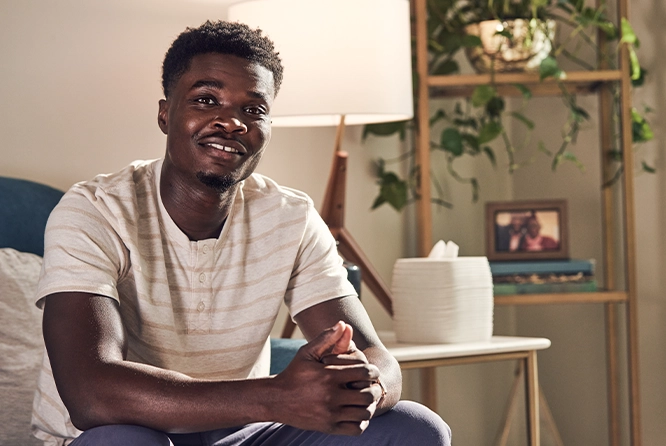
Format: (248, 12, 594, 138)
(391, 257, 494, 344)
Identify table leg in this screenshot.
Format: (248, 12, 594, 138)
(524, 351, 540, 446)
(420, 368, 437, 410)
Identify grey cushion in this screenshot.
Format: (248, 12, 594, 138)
(0, 248, 44, 445)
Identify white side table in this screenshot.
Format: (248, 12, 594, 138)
(379, 332, 551, 446)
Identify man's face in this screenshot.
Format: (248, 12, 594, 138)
(158, 53, 274, 192)
(510, 215, 524, 232)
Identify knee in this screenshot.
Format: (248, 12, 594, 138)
(374, 400, 451, 446)
(72, 424, 172, 446)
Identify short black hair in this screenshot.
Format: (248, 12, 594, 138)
(162, 20, 283, 98)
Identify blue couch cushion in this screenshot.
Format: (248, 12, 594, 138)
(0, 177, 64, 257)
(269, 338, 307, 375)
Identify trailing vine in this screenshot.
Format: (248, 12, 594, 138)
(365, 0, 654, 211)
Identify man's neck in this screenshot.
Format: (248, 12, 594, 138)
(160, 170, 237, 241)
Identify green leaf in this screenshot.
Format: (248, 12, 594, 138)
(496, 29, 513, 39)
(432, 59, 460, 75)
(371, 195, 386, 209)
(461, 34, 482, 48)
(440, 127, 464, 156)
(555, 1, 574, 14)
(641, 161, 656, 174)
(620, 18, 639, 46)
(453, 117, 478, 129)
(471, 85, 497, 107)
(478, 121, 503, 144)
(483, 146, 497, 167)
(513, 83, 532, 100)
(561, 152, 586, 172)
(436, 32, 463, 55)
(628, 46, 641, 80)
(510, 111, 535, 130)
(363, 121, 408, 140)
(374, 172, 408, 211)
(575, 6, 599, 27)
(429, 109, 447, 126)
(539, 56, 563, 80)
(631, 108, 654, 143)
(631, 67, 647, 87)
(485, 96, 505, 118)
(597, 21, 618, 40)
(462, 133, 480, 152)
(617, 19, 641, 80)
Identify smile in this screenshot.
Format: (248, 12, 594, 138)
(206, 143, 241, 154)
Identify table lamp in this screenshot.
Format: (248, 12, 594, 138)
(228, 0, 413, 331)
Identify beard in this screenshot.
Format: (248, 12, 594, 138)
(196, 171, 237, 192)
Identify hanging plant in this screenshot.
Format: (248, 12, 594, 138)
(365, 0, 654, 212)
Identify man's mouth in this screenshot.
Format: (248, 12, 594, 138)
(206, 143, 241, 154)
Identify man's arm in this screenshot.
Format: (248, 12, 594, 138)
(294, 295, 402, 416)
(43, 292, 379, 435)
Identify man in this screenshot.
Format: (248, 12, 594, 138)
(495, 213, 526, 252)
(32, 21, 451, 445)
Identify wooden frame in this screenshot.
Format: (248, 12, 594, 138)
(485, 200, 569, 261)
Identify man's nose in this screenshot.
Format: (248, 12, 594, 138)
(213, 115, 248, 134)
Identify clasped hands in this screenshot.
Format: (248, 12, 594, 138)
(273, 321, 384, 436)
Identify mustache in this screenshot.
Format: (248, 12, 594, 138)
(195, 130, 247, 148)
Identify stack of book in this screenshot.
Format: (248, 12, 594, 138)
(490, 259, 596, 295)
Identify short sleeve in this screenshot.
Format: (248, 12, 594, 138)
(35, 186, 128, 308)
(284, 200, 357, 318)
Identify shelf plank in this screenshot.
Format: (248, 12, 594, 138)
(429, 70, 623, 98)
(494, 290, 628, 306)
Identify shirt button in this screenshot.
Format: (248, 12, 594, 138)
(197, 302, 205, 312)
(199, 273, 206, 283)
(202, 245, 210, 254)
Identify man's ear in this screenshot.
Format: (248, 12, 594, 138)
(158, 99, 169, 135)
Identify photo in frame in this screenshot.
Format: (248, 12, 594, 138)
(485, 200, 569, 261)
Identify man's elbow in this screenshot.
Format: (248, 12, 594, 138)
(60, 384, 120, 431)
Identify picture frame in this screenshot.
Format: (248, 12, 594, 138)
(485, 199, 569, 261)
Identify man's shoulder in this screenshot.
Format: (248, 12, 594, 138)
(70, 159, 159, 198)
(54, 159, 160, 227)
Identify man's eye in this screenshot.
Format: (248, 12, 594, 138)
(245, 106, 266, 115)
(195, 97, 216, 105)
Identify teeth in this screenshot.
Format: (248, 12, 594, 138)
(209, 143, 240, 153)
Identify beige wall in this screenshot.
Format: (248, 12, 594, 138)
(1, 1, 663, 445)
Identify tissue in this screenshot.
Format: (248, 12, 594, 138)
(391, 240, 494, 344)
(428, 240, 459, 259)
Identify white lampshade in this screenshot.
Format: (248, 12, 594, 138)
(228, 0, 413, 127)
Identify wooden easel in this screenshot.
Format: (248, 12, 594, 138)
(281, 115, 394, 338)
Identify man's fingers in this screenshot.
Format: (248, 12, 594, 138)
(321, 354, 364, 366)
(327, 324, 354, 356)
(301, 321, 347, 360)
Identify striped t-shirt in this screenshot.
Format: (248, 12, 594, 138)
(31, 159, 356, 445)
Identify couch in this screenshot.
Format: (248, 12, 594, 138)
(0, 176, 314, 444)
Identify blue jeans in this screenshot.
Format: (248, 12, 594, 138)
(70, 401, 451, 445)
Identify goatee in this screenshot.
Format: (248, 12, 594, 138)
(196, 172, 236, 192)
